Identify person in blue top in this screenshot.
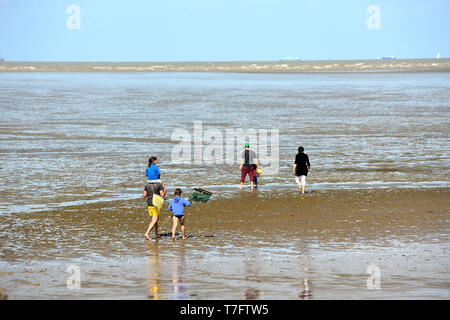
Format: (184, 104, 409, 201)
(145, 156, 161, 181)
(145, 156, 167, 195)
(168, 188, 191, 241)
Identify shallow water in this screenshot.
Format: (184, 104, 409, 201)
(0, 71, 449, 213)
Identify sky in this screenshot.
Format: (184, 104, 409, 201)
(0, 0, 449, 61)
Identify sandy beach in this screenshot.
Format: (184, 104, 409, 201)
(1, 59, 450, 73)
(0, 69, 448, 300)
(0, 187, 448, 299)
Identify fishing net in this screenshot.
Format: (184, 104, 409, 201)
(189, 188, 213, 202)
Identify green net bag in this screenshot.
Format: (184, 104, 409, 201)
(189, 188, 213, 202)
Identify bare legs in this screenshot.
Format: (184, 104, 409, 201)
(298, 182, 306, 195)
(171, 216, 177, 241)
(180, 216, 186, 239)
(296, 180, 303, 193)
(295, 176, 306, 195)
(239, 179, 254, 191)
(172, 216, 186, 241)
(145, 215, 159, 240)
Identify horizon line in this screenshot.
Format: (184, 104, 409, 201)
(0, 57, 448, 63)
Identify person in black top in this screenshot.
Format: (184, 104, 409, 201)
(143, 181, 166, 240)
(292, 146, 311, 195)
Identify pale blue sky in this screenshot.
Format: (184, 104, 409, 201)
(0, 0, 448, 61)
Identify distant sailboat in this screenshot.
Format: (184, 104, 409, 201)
(436, 52, 441, 59)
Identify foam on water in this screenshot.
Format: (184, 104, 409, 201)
(1, 59, 450, 73)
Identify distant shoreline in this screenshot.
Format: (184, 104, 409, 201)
(1, 58, 450, 73)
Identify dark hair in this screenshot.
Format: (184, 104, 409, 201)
(298, 146, 304, 153)
(148, 156, 157, 167)
(174, 188, 182, 196)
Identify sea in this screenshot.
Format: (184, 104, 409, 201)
(0, 61, 449, 214)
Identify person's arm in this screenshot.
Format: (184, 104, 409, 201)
(293, 154, 299, 174)
(168, 201, 173, 212)
(239, 157, 244, 170)
(143, 190, 147, 198)
(255, 157, 261, 169)
(156, 183, 165, 197)
(145, 167, 149, 178)
(306, 155, 311, 171)
(159, 187, 165, 197)
(184, 198, 192, 207)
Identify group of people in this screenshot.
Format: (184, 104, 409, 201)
(239, 144, 311, 194)
(142, 145, 311, 241)
(143, 157, 190, 241)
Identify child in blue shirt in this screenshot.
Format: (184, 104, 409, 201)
(168, 188, 191, 241)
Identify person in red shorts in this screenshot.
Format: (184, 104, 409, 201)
(239, 143, 261, 191)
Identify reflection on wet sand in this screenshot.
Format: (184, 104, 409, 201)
(0, 288, 8, 300)
(171, 242, 188, 299)
(146, 240, 189, 300)
(243, 252, 263, 300)
(298, 257, 312, 299)
(298, 269, 312, 300)
(243, 288, 262, 300)
(147, 241, 161, 300)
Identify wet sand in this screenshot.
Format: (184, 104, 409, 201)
(0, 187, 448, 299)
